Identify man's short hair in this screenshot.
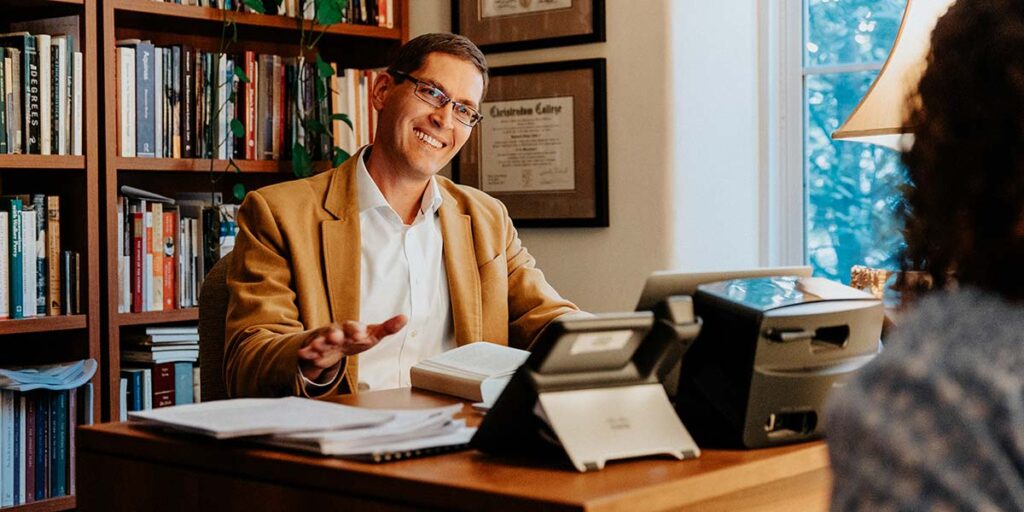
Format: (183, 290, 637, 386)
(388, 33, 489, 100)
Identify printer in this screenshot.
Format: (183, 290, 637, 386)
(673, 275, 883, 448)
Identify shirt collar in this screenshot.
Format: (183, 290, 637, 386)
(356, 146, 444, 218)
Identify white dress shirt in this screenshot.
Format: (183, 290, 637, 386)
(305, 148, 455, 392)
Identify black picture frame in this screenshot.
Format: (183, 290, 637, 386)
(454, 58, 608, 228)
(452, 0, 606, 54)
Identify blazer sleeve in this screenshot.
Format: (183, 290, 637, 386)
(500, 205, 580, 349)
(224, 191, 347, 398)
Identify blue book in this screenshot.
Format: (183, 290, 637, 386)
(120, 40, 156, 157)
(1, 390, 14, 506)
(173, 362, 193, 405)
(12, 392, 19, 505)
(49, 391, 67, 497)
(2, 197, 23, 318)
(33, 392, 47, 501)
(121, 369, 143, 411)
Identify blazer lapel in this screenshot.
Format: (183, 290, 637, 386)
(321, 158, 362, 324)
(439, 190, 482, 346)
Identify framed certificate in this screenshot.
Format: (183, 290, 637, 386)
(454, 59, 608, 227)
(452, 0, 605, 53)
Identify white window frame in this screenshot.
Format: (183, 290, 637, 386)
(760, 0, 887, 268)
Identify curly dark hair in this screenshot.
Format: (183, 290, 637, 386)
(901, 0, 1024, 301)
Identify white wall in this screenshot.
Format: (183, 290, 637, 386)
(410, 0, 763, 312)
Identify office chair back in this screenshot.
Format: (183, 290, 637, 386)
(198, 252, 232, 402)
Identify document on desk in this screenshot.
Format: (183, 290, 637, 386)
(263, 404, 475, 461)
(128, 397, 395, 439)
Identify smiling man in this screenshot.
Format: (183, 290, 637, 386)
(224, 33, 579, 398)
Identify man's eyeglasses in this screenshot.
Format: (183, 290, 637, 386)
(388, 68, 484, 127)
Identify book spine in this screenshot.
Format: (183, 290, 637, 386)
(171, 46, 180, 158)
(131, 209, 143, 312)
(63, 39, 71, 156)
(118, 47, 135, 157)
(17, 394, 25, 505)
(21, 209, 36, 318)
(409, 366, 485, 402)
(154, 47, 163, 158)
(49, 391, 66, 497)
(32, 195, 46, 316)
(72, 251, 79, 314)
(244, 51, 255, 159)
(33, 392, 46, 500)
(46, 196, 60, 316)
(141, 368, 152, 410)
(60, 250, 71, 315)
(67, 388, 75, 495)
(150, 203, 163, 311)
(72, 52, 82, 156)
(152, 363, 176, 408)
(1, 390, 14, 507)
(163, 209, 176, 310)
(11, 47, 23, 154)
(173, 362, 193, 405)
(5, 199, 23, 319)
(49, 40, 60, 155)
(24, 394, 34, 504)
(181, 46, 194, 158)
(0, 212, 8, 319)
(0, 48, 7, 154)
(136, 42, 155, 157)
(36, 35, 50, 155)
(25, 37, 39, 154)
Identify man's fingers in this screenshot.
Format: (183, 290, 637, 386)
(369, 314, 408, 339)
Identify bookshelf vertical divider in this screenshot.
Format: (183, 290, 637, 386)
(99, 0, 409, 423)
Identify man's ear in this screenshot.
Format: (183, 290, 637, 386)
(371, 72, 393, 111)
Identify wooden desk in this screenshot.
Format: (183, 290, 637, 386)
(77, 389, 832, 511)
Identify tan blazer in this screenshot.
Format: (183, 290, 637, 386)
(224, 156, 579, 398)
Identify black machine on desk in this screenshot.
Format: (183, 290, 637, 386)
(637, 268, 884, 448)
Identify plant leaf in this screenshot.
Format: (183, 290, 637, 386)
(292, 142, 312, 178)
(304, 118, 327, 135)
(233, 183, 247, 202)
(242, 0, 265, 14)
(230, 118, 245, 138)
(314, 76, 326, 101)
(234, 64, 249, 84)
(315, 0, 344, 25)
(330, 112, 353, 130)
(315, 53, 334, 79)
(332, 147, 350, 167)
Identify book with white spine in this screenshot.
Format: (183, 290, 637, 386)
(36, 34, 51, 155)
(118, 46, 136, 157)
(20, 209, 36, 318)
(72, 51, 82, 156)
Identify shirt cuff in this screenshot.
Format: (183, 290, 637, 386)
(298, 362, 342, 392)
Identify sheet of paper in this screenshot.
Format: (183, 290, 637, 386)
(419, 342, 529, 379)
(129, 397, 394, 439)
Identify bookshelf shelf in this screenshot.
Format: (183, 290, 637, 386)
(5, 495, 76, 512)
(0, 315, 87, 335)
(117, 308, 199, 327)
(114, 157, 333, 174)
(0, 155, 86, 171)
(110, 0, 402, 40)
(8, 0, 84, 7)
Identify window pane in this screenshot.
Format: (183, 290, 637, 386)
(805, 0, 906, 68)
(805, 71, 906, 284)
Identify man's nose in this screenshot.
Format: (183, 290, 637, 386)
(429, 102, 455, 129)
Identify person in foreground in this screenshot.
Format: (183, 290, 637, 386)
(826, 1, 1024, 509)
(224, 33, 578, 398)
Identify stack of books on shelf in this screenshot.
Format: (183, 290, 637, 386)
(0, 360, 97, 507)
(116, 187, 236, 313)
(168, 0, 397, 28)
(0, 194, 79, 320)
(120, 325, 200, 417)
(115, 42, 377, 162)
(0, 16, 85, 156)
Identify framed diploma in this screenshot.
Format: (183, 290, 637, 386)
(454, 59, 608, 227)
(452, 0, 605, 53)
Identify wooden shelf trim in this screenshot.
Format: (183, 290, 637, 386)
(117, 308, 198, 326)
(110, 0, 401, 40)
(0, 315, 87, 335)
(114, 157, 333, 174)
(0, 155, 86, 171)
(3, 494, 75, 512)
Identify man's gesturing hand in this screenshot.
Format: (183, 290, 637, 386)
(297, 314, 407, 382)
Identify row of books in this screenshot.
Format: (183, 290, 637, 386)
(117, 188, 236, 313)
(0, 385, 93, 507)
(161, 0, 396, 29)
(0, 195, 81, 320)
(0, 24, 85, 156)
(119, 327, 200, 416)
(116, 41, 377, 163)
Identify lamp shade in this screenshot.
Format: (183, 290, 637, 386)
(832, 0, 956, 150)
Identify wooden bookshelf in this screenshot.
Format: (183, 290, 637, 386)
(0, 1, 100, 511)
(99, 0, 410, 424)
(5, 496, 75, 512)
(0, 155, 86, 170)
